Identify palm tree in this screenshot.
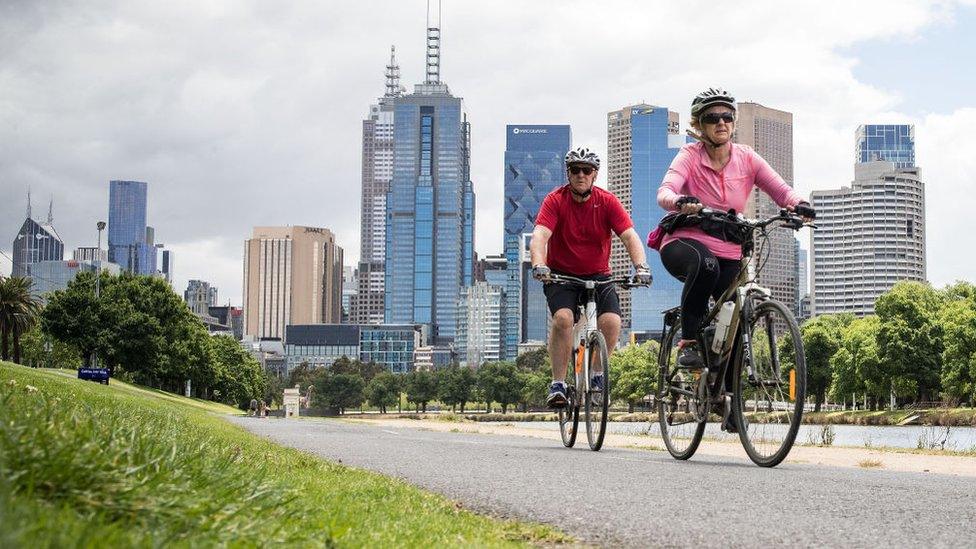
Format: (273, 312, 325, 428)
(0, 276, 43, 364)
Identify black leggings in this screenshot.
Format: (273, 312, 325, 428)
(661, 238, 741, 340)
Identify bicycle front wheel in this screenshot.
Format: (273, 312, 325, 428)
(657, 315, 706, 460)
(558, 385, 579, 448)
(584, 331, 610, 451)
(733, 299, 806, 467)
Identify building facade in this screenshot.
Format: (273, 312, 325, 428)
(242, 226, 344, 339)
(284, 324, 361, 371)
(355, 47, 403, 326)
(502, 124, 571, 358)
(359, 324, 427, 373)
(384, 52, 475, 344)
(607, 104, 684, 337)
(456, 281, 503, 367)
(160, 249, 174, 284)
(810, 161, 926, 316)
(413, 346, 455, 371)
(73, 247, 107, 262)
(734, 103, 800, 315)
(855, 124, 915, 168)
(12, 217, 64, 278)
(185, 279, 218, 316)
(108, 180, 156, 275)
(31, 259, 120, 297)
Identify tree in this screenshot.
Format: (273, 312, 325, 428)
(314, 373, 365, 414)
(210, 335, 267, 408)
(0, 276, 43, 364)
(438, 366, 476, 412)
(404, 370, 439, 412)
(19, 325, 82, 370)
(876, 281, 943, 403)
(611, 342, 658, 412)
(477, 361, 522, 414)
(939, 298, 976, 405)
(263, 371, 286, 407)
(41, 271, 105, 366)
(829, 316, 881, 408)
(790, 314, 853, 411)
(365, 371, 400, 413)
(517, 369, 549, 411)
(515, 348, 549, 373)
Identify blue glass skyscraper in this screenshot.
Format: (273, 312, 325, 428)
(502, 125, 571, 358)
(855, 124, 915, 168)
(608, 105, 684, 337)
(108, 180, 155, 275)
(384, 73, 475, 344)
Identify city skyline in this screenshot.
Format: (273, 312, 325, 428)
(2, 1, 976, 303)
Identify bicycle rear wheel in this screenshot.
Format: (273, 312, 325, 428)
(657, 316, 706, 460)
(584, 331, 610, 451)
(558, 386, 579, 448)
(733, 299, 806, 467)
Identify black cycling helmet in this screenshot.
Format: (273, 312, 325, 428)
(690, 87, 737, 122)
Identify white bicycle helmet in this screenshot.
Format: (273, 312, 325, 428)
(564, 146, 601, 170)
(690, 87, 737, 121)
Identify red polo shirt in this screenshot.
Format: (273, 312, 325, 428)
(535, 185, 633, 276)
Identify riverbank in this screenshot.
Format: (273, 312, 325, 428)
(348, 417, 976, 476)
(387, 407, 976, 426)
(0, 363, 568, 547)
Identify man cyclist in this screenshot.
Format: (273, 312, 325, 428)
(530, 146, 652, 408)
(654, 88, 815, 429)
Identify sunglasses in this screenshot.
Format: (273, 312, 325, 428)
(701, 112, 735, 125)
(568, 166, 594, 175)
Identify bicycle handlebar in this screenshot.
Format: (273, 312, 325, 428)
(695, 207, 817, 231)
(546, 273, 650, 289)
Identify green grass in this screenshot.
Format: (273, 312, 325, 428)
(0, 362, 570, 547)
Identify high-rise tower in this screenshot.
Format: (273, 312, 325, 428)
(11, 190, 64, 278)
(108, 180, 157, 275)
(355, 46, 403, 325)
(607, 105, 684, 337)
(855, 124, 915, 168)
(734, 103, 799, 315)
(501, 124, 571, 358)
(385, 2, 475, 344)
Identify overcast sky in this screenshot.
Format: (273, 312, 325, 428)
(2, 0, 975, 305)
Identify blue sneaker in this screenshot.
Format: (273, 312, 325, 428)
(546, 382, 568, 408)
(590, 374, 604, 392)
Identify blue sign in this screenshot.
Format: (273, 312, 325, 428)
(78, 368, 110, 383)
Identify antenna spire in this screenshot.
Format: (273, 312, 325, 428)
(48, 198, 54, 224)
(384, 45, 401, 98)
(425, 0, 441, 84)
(26, 187, 32, 219)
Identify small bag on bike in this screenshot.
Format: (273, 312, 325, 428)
(647, 212, 700, 250)
(699, 215, 750, 245)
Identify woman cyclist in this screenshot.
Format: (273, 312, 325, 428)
(655, 88, 815, 392)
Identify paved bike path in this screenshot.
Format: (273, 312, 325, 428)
(230, 417, 975, 548)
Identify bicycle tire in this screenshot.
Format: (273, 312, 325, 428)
(584, 331, 610, 451)
(558, 386, 579, 448)
(732, 298, 806, 467)
(657, 317, 706, 460)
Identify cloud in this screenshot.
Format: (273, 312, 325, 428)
(0, 0, 973, 303)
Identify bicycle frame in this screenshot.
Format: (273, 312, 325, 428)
(570, 282, 601, 395)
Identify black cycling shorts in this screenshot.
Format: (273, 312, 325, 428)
(543, 271, 621, 323)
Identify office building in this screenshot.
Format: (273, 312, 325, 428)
(108, 180, 157, 275)
(734, 102, 800, 315)
(284, 324, 360, 371)
(607, 104, 684, 337)
(385, 12, 476, 344)
(359, 324, 427, 373)
(480, 254, 507, 288)
(855, 124, 915, 168)
(73, 247, 107, 262)
(243, 226, 344, 339)
(31, 259, 120, 297)
(11, 195, 63, 278)
(456, 281, 503, 367)
(160, 249, 174, 284)
(355, 47, 404, 326)
(502, 124, 571, 358)
(342, 266, 358, 324)
(413, 346, 455, 371)
(810, 161, 926, 316)
(209, 306, 244, 340)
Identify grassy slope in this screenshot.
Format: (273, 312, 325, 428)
(0, 363, 567, 547)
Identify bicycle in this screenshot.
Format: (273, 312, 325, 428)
(656, 208, 813, 467)
(548, 273, 650, 451)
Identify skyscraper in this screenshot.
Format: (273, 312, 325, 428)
(243, 226, 344, 339)
(385, 9, 475, 345)
(11, 192, 63, 278)
(855, 124, 915, 168)
(456, 281, 503, 367)
(160, 249, 174, 284)
(734, 103, 799, 315)
(811, 161, 926, 316)
(108, 180, 156, 275)
(355, 47, 403, 326)
(607, 104, 684, 337)
(502, 124, 571, 358)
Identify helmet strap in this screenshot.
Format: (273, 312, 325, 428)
(570, 185, 592, 200)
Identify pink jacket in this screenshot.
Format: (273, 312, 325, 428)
(656, 142, 803, 259)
